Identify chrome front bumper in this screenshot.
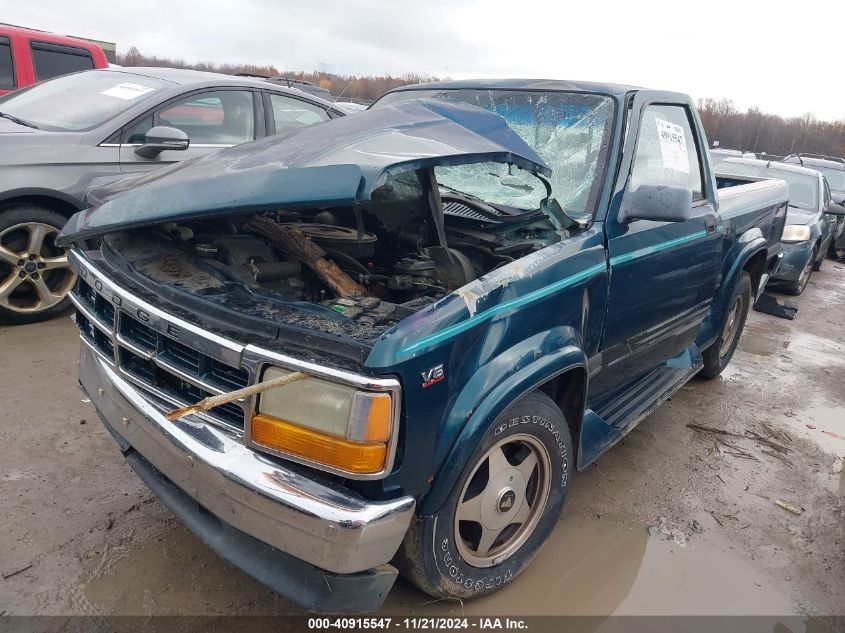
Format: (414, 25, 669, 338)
(80, 343, 415, 576)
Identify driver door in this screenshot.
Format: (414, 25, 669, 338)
(589, 102, 723, 412)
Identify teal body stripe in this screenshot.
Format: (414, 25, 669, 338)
(608, 229, 710, 266)
(396, 262, 606, 358)
(397, 228, 719, 359)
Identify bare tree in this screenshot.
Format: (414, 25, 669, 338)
(115, 48, 442, 102)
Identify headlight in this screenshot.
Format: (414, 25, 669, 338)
(250, 367, 395, 475)
(781, 225, 812, 243)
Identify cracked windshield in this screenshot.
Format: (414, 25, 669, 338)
(376, 89, 615, 215)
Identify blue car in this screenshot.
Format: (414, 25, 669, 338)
(781, 154, 845, 260)
(715, 157, 845, 294)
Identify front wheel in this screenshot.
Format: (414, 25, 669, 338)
(699, 271, 751, 379)
(785, 246, 817, 296)
(396, 392, 572, 600)
(0, 205, 76, 325)
(812, 244, 825, 271)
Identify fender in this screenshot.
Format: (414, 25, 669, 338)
(696, 230, 766, 349)
(0, 187, 83, 213)
(419, 336, 587, 516)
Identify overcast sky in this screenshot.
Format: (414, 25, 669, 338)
(5, 0, 844, 120)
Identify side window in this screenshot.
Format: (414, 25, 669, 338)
(631, 104, 704, 201)
(269, 93, 329, 133)
(0, 37, 14, 89)
(30, 42, 94, 81)
(823, 179, 831, 208)
(123, 115, 153, 144)
(157, 90, 254, 145)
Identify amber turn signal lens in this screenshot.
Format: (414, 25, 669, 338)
(251, 414, 387, 474)
(349, 392, 392, 442)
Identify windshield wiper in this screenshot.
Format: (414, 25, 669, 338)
(0, 112, 39, 129)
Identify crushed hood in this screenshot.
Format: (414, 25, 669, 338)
(58, 99, 551, 245)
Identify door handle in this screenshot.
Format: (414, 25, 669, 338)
(705, 216, 718, 234)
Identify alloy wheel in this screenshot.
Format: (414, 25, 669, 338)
(719, 293, 746, 358)
(0, 222, 76, 314)
(797, 251, 814, 294)
(454, 434, 552, 568)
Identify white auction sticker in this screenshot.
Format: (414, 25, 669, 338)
(100, 83, 155, 101)
(655, 117, 690, 174)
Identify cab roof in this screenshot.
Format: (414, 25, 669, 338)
(381, 78, 644, 98)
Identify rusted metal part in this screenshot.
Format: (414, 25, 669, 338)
(165, 371, 307, 421)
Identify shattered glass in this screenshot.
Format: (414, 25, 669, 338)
(377, 89, 615, 215)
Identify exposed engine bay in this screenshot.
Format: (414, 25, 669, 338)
(99, 176, 562, 344)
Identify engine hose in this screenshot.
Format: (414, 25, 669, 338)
(321, 246, 371, 276)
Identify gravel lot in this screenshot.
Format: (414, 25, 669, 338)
(1, 261, 843, 624)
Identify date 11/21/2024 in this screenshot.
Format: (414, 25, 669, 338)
(307, 618, 529, 630)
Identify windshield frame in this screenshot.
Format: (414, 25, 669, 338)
(0, 70, 174, 133)
(373, 87, 619, 221)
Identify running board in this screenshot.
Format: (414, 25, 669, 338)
(577, 345, 703, 469)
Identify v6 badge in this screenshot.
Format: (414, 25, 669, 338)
(420, 364, 445, 388)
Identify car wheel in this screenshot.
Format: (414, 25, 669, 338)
(812, 244, 825, 271)
(0, 205, 76, 325)
(785, 246, 816, 296)
(396, 391, 571, 600)
(699, 271, 751, 379)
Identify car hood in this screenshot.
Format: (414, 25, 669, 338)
(0, 118, 85, 153)
(58, 98, 551, 245)
(786, 205, 817, 226)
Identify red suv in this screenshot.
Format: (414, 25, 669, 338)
(0, 25, 109, 96)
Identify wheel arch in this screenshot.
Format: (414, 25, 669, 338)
(742, 248, 767, 296)
(696, 234, 766, 350)
(0, 190, 83, 218)
(419, 344, 587, 517)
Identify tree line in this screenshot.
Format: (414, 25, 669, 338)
(698, 98, 845, 158)
(117, 48, 845, 158)
(117, 47, 439, 104)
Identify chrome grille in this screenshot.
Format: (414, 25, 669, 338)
(71, 276, 248, 432)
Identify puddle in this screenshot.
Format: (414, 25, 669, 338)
(78, 515, 797, 618)
(780, 405, 845, 458)
(739, 320, 792, 357)
(380, 516, 796, 616)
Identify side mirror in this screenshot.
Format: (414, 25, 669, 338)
(825, 202, 845, 216)
(135, 126, 189, 159)
(618, 183, 694, 223)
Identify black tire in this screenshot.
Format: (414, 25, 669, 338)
(396, 391, 572, 600)
(699, 271, 752, 379)
(784, 246, 817, 296)
(812, 243, 824, 271)
(0, 205, 76, 325)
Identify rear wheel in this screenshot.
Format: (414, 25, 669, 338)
(0, 205, 76, 325)
(699, 271, 751, 379)
(396, 392, 571, 599)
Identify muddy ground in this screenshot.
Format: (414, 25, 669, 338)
(1, 262, 843, 626)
